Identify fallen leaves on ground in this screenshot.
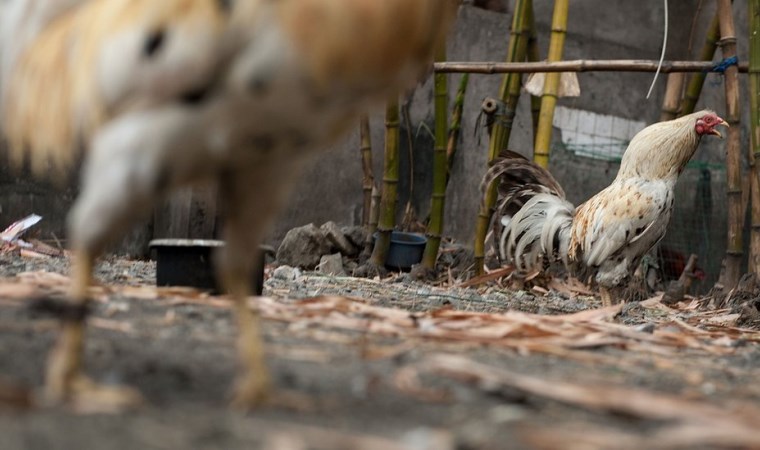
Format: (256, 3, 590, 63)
(2, 272, 759, 361)
(3, 270, 760, 444)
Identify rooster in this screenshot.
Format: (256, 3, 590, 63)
(484, 110, 726, 306)
(1, 0, 457, 410)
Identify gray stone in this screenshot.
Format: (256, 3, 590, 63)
(276, 224, 331, 269)
(272, 265, 302, 281)
(318, 253, 345, 276)
(321, 221, 358, 257)
(341, 225, 370, 250)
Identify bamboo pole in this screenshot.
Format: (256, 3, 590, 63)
(717, 0, 743, 289)
(370, 99, 400, 268)
(748, 0, 760, 274)
(446, 73, 470, 181)
(359, 115, 374, 227)
(533, 0, 569, 169)
(680, 12, 721, 116)
(473, 0, 531, 275)
(421, 45, 449, 270)
(526, 0, 542, 143)
(660, 73, 685, 121)
(434, 59, 749, 74)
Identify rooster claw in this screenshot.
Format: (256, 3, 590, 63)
(42, 375, 143, 414)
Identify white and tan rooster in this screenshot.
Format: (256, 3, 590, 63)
(485, 110, 727, 306)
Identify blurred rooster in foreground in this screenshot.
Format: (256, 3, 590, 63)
(1, 0, 457, 410)
(485, 111, 726, 306)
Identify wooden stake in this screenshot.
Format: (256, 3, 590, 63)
(717, 0, 743, 289)
(434, 59, 749, 74)
(748, 0, 760, 274)
(421, 44, 449, 270)
(680, 13, 722, 116)
(533, 0, 570, 169)
(370, 99, 400, 268)
(660, 73, 685, 121)
(473, 0, 532, 275)
(526, 0, 542, 144)
(359, 115, 374, 228)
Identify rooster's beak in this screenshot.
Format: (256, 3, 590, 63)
(711, 117, 729, 138)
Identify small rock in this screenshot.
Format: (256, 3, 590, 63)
(634, 323, 656, 334)
(342, 225, 370, 249)
(318, 253, 345, 276)
(321, 221, 358, 256)
(276, 224, 331, 269)
(273, 265, 301, 281)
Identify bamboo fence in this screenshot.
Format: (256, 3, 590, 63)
(717, 0, 742, 289)
(533, 0, 569, 169)
(473, 0, 532, 276)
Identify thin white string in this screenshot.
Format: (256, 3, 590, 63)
(646, 0, 669, 99)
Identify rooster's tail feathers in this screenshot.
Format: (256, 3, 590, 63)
(482, 152, 573, 271)
(503, 194, 574, 272)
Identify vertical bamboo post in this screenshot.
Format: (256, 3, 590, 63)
(359, 115, 374, 227)
(370, 99, 401, 268)
(421, 45, 449, 270)
(717, 0, 743, 289)
(680, 13, 721, 116)
(660, 73, 685, 121)
(473, 0, 532, 275)
(526, 0, 542, 143)
(533, 0, 570, 169)
(446, 74, 470, 182)
(748, 0, 760, 274)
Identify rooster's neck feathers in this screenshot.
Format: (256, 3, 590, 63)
(616, 110, 709, 181)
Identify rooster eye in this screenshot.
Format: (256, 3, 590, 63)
(143, 29, 166, 58)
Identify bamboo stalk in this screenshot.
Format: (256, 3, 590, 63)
(660, 73, 685, 121)
(748, 0, 760, 274)
(526, 0, 541, 143)
(421, 45, 449, 270)
(359, 115, 374, 227)
(534, 0, 570, 169)
(680, 12, 721, 116)
(434, 59, 749, 74)
(370, 99, 400, 268)
(717, 0, 743, 289)
(446, 73, 470, 181)
(473, 0, 532, 275)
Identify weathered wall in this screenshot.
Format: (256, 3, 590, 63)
(0, 2, 749, 283)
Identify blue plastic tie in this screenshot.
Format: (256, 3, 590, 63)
(710, 56, 738, 73)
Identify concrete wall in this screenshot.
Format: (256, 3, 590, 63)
(0, 2, 749, 285)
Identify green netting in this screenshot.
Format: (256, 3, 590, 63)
(563, 141, 726, 171)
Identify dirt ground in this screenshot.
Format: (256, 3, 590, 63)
(1, 252, 760, 450)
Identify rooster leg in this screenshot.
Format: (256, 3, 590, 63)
(600, 286, 613, 307)
(223, 263, 270, 409)
(218, 161, 303, 409)
(43, 250, 142, 412)
(41, 113, 183, 411)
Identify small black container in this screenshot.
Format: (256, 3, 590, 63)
(149, 239, 264, 295)
(385, 231, 427, 271)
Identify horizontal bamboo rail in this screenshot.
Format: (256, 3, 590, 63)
(435, 59, 748, 74)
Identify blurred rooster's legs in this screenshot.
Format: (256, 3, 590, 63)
(43, 250, 141, 412)
(226, 270, 270, 409)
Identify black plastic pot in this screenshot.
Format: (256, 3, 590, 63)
(384, 231, 427, 271)
(149, 239, 264, 295)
